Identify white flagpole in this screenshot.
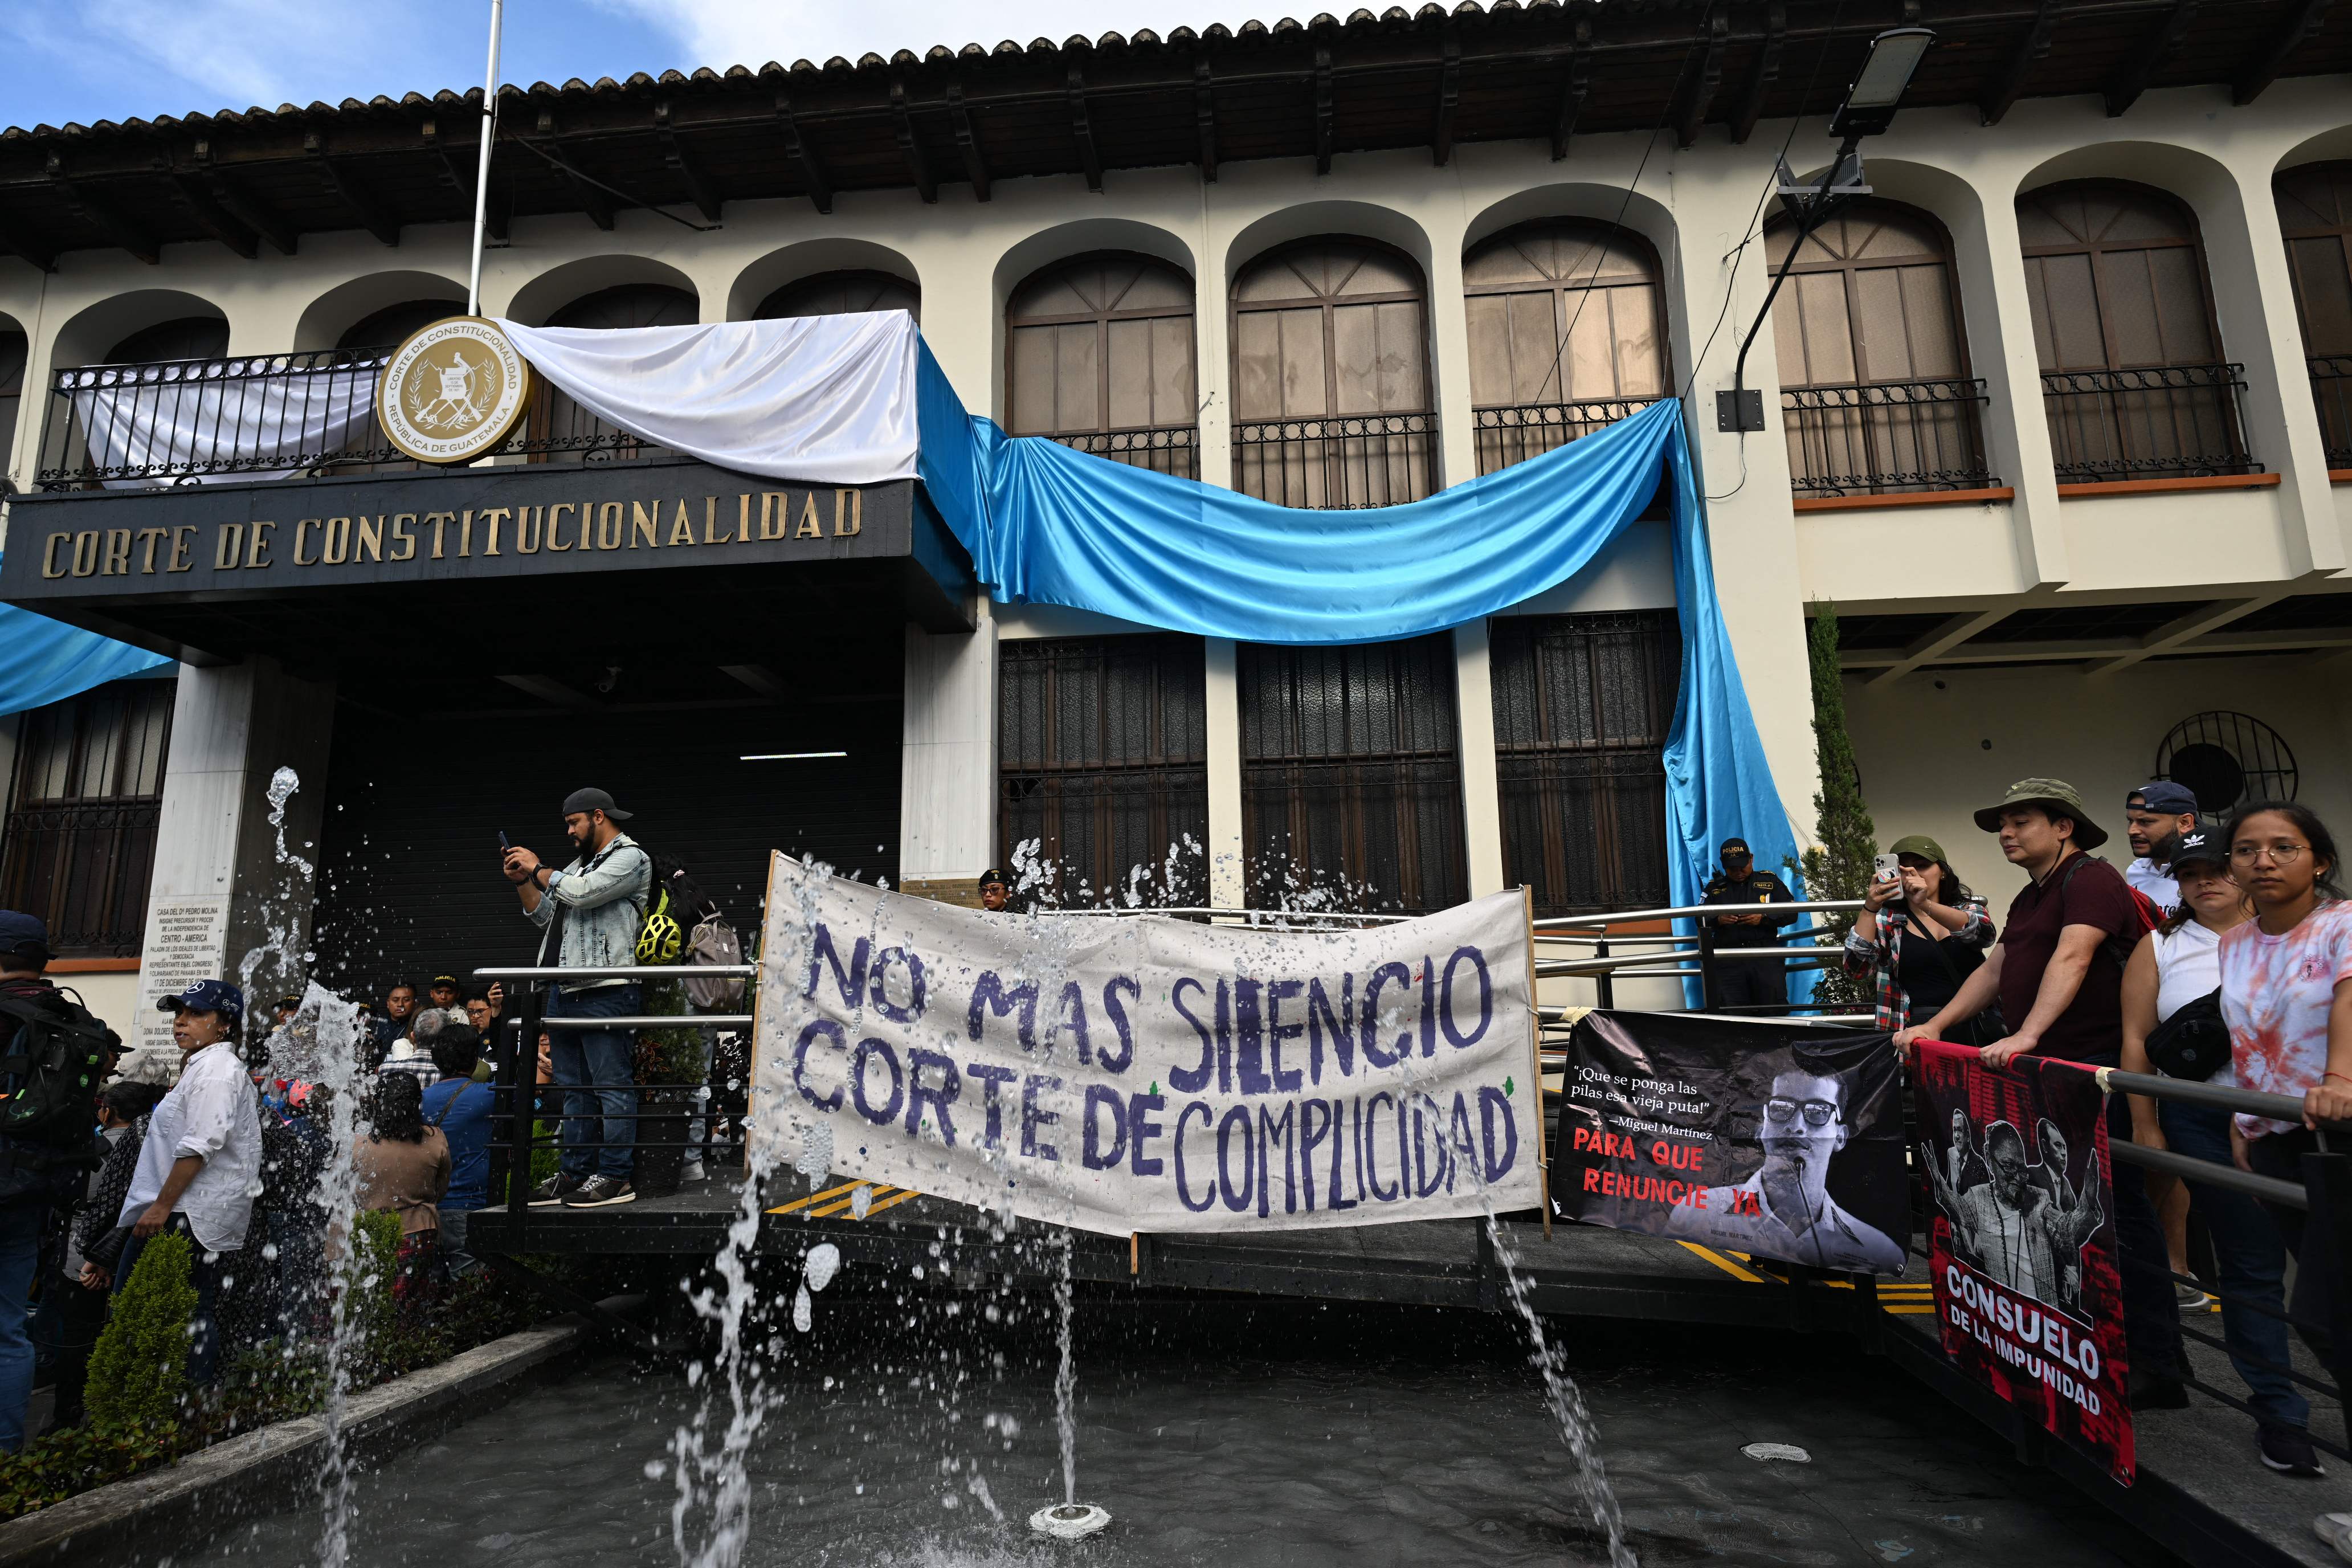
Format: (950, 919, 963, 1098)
(466, 0, 507, 316)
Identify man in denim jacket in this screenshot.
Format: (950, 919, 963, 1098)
(504, 787, 651, 1208)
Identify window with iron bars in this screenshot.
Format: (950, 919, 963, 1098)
(998, 636, 1208, 909)
(1490, 611, 1681, 916)
(0, 679, 175, 957)
(1239, 635, 1468, 914)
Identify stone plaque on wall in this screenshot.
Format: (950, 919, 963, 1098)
(138, 895, 230, 1056)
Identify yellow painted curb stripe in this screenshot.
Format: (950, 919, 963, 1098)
(767, 1179, 868, 1216)
(808, 1185, 906, 1220)
(1679, 1241, 1769, 1284)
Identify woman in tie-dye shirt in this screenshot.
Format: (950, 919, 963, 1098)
(2219, 802, 2352, 1385)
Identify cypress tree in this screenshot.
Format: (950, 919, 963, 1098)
(85, 1231, 198, 1431)
(1797, 603, 1877, 1008)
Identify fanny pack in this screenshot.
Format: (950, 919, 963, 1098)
(2145, 987, 2231, 1082)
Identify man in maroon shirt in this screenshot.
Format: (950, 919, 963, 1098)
(1897, 778, 2183, 1406)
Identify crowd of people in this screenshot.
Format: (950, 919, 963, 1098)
(1828, 777, 2352, 1484)
(0, 945, 499, 1450)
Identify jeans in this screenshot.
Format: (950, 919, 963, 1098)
(2245, 1128, 2342, 1364)
(112, 1215, 236, 1388)
(27, 1270, 108, 1432)
(439, 1207, 479, 1277)
(549, 982, 640, 1182)
(2102, 1092, 2188, 1382)
(0, 1202, 44, 1452)
(2159, 1099, 2310, 1431)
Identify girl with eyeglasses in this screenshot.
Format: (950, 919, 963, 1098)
(2220, 801, 2352, 1422)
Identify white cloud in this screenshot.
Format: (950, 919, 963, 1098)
(594, 1, 1268, 72)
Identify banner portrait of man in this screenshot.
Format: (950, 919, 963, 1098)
(1551, 1012, 1908, 1276)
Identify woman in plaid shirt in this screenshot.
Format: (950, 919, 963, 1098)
(1843, 834, 1997, 1036)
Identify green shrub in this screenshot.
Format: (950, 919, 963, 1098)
(0, 1420, 180, 1519)
(84, 1230, 197, 1431)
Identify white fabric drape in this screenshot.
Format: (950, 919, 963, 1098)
(493, 312, 922, 485)
(68, 358, 381, 489)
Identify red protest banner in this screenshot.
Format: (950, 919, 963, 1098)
(1913, 1039, 2134, 1485)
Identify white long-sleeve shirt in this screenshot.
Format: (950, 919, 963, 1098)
(118, 1042, 264, 1253)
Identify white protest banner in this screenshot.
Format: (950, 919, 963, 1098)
(751, 854, 1544, 1236)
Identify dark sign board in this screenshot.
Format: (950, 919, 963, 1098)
(0, 459, 974, 652)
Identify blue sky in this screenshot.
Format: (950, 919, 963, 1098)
(0, 2, 1275, 133)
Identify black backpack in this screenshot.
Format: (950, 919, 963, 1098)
(0, 985, 116, 1177)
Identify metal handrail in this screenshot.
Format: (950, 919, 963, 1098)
(475, 964, 757, 979)
(541, 1015, 753, 1028)
(1537, 899, 1865, 928)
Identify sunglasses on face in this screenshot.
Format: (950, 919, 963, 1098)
(1764, 1097, 1838, 1128)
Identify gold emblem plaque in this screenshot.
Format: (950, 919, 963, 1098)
(376, 316, 533, 464)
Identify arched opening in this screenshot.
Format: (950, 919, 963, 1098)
(1463, 220, 1668, 474)
(1006, 252, 1197, 477)
(753, 270, 920, 321)
(1765, 197, 1991, 497)
(2276, 161, 2352, 468)
(529, 283, 698, 462)
(103, 317, 231, 366)
(1230, 238, 1435, 508)
(2016, 179, 2251, 483)
(39, 309, 235, 489)
(338, 300, 460, 352)
(0, 317, 26, 488)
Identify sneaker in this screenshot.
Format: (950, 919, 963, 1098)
(2175, 1281, 2215, 1311)
(681, 1158, 707, 1185)
(528, 1174, 585, 1207)
(2263, 1427, 2326, 1477)
(564, 1175, 636, 1207)
(2313, 1512, 2352, 1562)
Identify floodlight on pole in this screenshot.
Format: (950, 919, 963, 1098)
(1716, 28, 1936, 434)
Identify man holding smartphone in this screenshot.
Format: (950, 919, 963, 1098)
(503, 788, 651, 1208)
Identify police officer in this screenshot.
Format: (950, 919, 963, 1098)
(1700, 837, 1796, 1011)
(977, 869, 1011, 913)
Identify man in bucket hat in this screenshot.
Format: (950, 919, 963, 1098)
(1897, 777, 2186, 1408)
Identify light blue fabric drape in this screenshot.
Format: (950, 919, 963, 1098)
(912, 375, 1804, 999)
(0, 581, 173, 717)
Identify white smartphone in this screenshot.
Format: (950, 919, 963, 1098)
(1873, 852, 1901, 884)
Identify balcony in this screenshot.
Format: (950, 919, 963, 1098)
(33, 346, 669, 491)
(1232, 413, 1436, 510)
(1050, 424, 1199, 480)
(2039, 363, 2255, 485)
(2313, 355, 2352, 470)
(1473, 398, 1663, 478)
(1781, 378, 1998, 500)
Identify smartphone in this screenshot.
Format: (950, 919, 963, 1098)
(499, 830, 511, 852)
(1873, 852, 1901, 884)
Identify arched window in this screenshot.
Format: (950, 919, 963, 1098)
(1463, 220, 1667, 473)
(2276, 161, 2352, 468)
(104, 317, 229, 365)
(1006, 253, 1198, 478)
(338, 300, 459, 352)
(0, 327, 25, 487)
(532, 284, 697, 461)
(1766, 198, 1991, 497)
(2016, 180, 2249, 483)
(1230, 239, 1435, 508)
(754, 271, 919, 321)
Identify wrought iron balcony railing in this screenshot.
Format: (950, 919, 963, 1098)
(2039, 362, 2255, 485)
(1050, 423, 1199, 480)
(1780, 377, 1998, 499)
(2312, 354, 2352, 471)
(1473, 397, 1663, 476)
(1232, 411, 1437, 510)
(33, 345, 680, 491)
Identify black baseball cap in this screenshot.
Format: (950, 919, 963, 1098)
(2161, 824, 2229, 876)
(1720, 838, 1751, 855)
(561, 786, 632, 821)
(430, 973, 460, 989)
(977, 868, 1008, 891)
(158, 978, 244, 1028)
(0, 910, 51, 963)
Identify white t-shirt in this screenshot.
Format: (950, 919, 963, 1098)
(118, 1042, 264, 1253)
(2220, 901, 2352, 1137)
(2153, 919, 2230, 1089)
(2126, 858, 2180, 915)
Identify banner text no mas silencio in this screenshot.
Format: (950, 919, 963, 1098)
(37, 488, 866, 581)
(790, 923, 1528, 1220)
